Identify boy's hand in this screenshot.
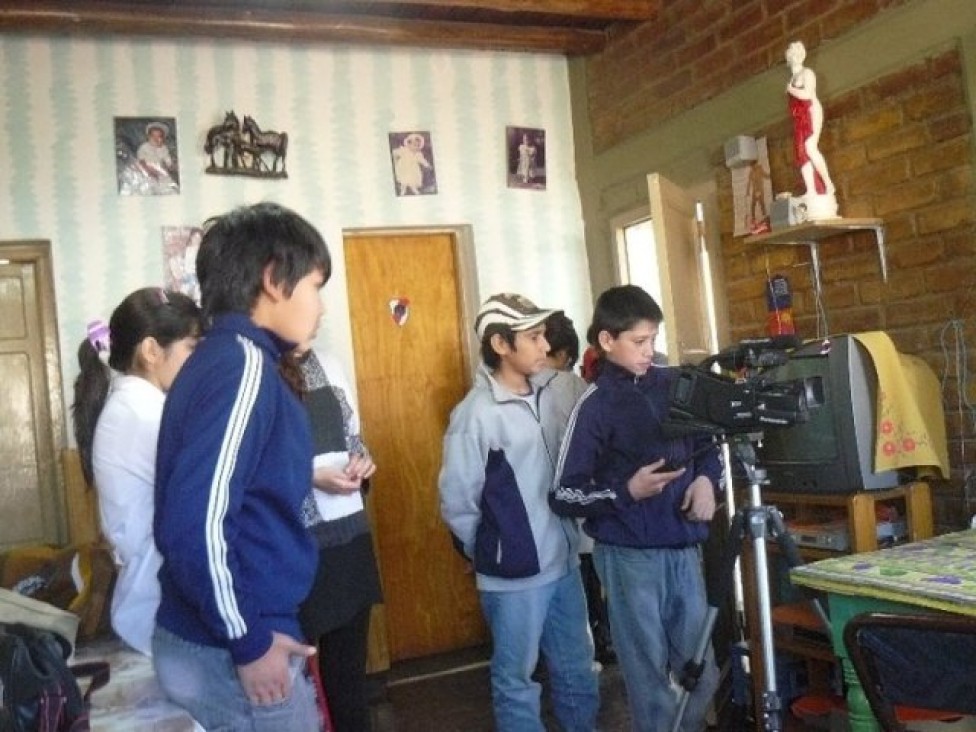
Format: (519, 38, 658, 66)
(681, 476, 717, 522)
(627, 459, 685, 500)
(238, 632, 316, 705)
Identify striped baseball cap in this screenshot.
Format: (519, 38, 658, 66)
(475, 293, 559, 339)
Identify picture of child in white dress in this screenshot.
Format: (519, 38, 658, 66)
(506, 126, 546, 190)
(389, 131, 437, 196)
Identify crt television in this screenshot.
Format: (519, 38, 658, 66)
(754, 334, 900, 494)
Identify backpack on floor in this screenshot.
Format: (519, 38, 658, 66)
(0, 622, 109, 732)
(0, 540, 116, 643)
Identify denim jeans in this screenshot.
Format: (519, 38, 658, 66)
(152, 626, 320, 731)
(479, 567, 599, 732)
(594, 543, 718, 732)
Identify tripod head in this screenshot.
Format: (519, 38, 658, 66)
(687, 429, 768, 488)
(726, 432, 768, 487)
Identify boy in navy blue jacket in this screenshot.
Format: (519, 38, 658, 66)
(153, 202, 329, 731)
(551, 285, 723, 732)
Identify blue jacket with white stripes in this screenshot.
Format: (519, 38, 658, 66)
(154, 313, 317, 665)
(550, 359, 723, 548)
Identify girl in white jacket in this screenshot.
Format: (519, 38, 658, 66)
(72, 287, 202, 655)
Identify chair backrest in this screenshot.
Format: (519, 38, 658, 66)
(843, 611, 976, 732)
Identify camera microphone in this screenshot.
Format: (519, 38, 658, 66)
(713, 334, 800, 371)
(737, 334, 802, 351)
(747, 352, 785, 368)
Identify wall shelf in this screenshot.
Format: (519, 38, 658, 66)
(744, 217, 886, 334)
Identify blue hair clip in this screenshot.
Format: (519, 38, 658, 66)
(86, 319, 111, 353)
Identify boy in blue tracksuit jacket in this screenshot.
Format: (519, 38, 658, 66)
(439, 293, 599, 732)
(153, 203, 330, 731)
(551, 285, 723, 732)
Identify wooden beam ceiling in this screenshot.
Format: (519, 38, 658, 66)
(0, 1, 658, 55)
(339, 0, 655, 21)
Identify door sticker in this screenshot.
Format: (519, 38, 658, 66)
(389, 297, 410, 326)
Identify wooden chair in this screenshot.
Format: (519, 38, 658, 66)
(843, 611, 976, 732)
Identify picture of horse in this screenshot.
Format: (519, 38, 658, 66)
(203, 111, 288, 179)
(204, 111, 241, 171)
(242, 115, 288, 175)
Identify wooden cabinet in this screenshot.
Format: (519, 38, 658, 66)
(763, 482, 933, 554)
(740, 482, 933, 725)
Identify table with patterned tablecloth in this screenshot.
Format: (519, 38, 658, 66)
(791, 530, 976, 732)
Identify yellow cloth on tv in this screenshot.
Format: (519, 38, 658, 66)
(852, 331, 949, 478)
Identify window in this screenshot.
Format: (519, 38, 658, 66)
(613, 215, 670, 360)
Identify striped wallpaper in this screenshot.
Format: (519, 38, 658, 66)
(0, 34, 592, 424)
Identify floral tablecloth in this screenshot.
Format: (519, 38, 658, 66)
(790, 529, 976, 616)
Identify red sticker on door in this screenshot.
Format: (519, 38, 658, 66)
(389, 297, 410, 326)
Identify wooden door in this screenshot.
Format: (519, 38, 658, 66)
(344, 231, 487, 662)
(0, 242, 66, 549)
(648, 173, 714, 365)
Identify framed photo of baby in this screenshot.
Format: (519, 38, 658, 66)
(115, 116, 180, 196)
(389, 131, 437, 196)
(507, 126, 546, 190)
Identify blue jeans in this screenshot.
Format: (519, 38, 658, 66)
(594, 543, 718, 732)
(479, 568, 599, 732)
(152, 626, 320, 731)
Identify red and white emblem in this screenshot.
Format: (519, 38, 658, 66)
(389, 297, 410, 326)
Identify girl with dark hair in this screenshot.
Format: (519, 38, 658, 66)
(72, 287, 203, 655)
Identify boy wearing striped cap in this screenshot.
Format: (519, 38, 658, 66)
(438, 292, 599, 731)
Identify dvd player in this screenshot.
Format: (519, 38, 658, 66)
(787, 519, 907, 552)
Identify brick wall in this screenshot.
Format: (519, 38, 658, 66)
(717, 49, 976, 527)
(586, 0, 910, 154)
(582, 0, 976, 525)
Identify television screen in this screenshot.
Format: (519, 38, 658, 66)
(754, 335, 900, 494)
(759, 356, 837, 464)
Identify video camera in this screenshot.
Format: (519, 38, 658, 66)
(665, 336, 824, 437)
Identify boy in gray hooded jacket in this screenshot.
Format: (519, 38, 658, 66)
(438, 292, 599, 732)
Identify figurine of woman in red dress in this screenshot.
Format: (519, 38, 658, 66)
(786, 41, 835, 199)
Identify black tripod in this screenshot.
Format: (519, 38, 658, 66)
(670, 433, 829, 732)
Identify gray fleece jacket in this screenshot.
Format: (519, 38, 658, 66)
(438, 365, 588, 592)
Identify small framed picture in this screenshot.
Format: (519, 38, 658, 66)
(389, 131, 437, 196)
(507, 126, 546, 190)
(115, 116, 180, 196)
(161, 226, 202, 303)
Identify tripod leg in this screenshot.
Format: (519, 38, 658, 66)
(712, 511, 746, 609)
(742, 505, 783, 732)
(671, 606, 718, 732)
